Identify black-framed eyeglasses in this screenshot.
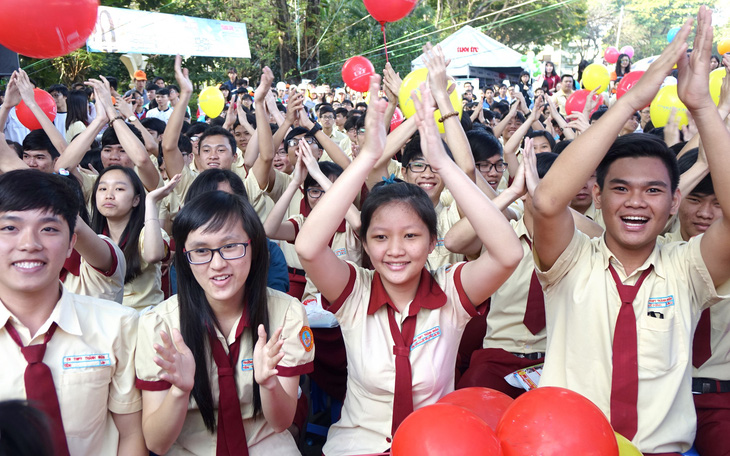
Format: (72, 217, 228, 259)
(406, 162, 436, 173)
(306, 188, 325, 199)
(320, 115, 334, 120)
(476, 161, 507, 173)
(184, 242, 248, 264)
(287, 137, 315, 148)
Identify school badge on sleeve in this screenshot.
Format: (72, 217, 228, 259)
(299, 326, 314, 352)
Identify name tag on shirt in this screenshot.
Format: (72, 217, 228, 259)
(411, 326, 441, 351)
(334, 248, 346, 257)
(648, 296, 675, 309)
(63, 353, 111, 369)
(241, 358, 253, 371)
(436, 237, 445, 248)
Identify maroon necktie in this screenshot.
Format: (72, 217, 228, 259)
(387, 306, 417, 436)
(522, 238, 546, 335)
(5, 322, 70, 456)
(608, 264, 653, 441)
(693, 309, 712, 369)
(208, 318, 249, 456)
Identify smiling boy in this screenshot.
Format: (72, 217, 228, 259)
(0, 170, 144, 455)
(531, 10, 730, 454)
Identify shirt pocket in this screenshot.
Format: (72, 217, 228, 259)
(638, 307, 679, 373)
(58, 367, 112, 437)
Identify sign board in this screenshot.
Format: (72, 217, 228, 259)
(87, 6, 251, 58)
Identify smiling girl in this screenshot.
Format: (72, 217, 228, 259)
(295, 75, 522, 455)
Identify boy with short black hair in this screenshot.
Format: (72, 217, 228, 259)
(531, 10, 730, 453)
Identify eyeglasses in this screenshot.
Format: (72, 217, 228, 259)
(357, 128, 366, 135)
(275, 149, 288, 156)
(406, 162, 437, 173)
(189, 136, 200, 142)
(320, 115, 334, 120)
(621, 59, 630, 63)
(184, 242, 248, 264)
(306, 188, 325, 199)
(476, 161, 507, 173)
(287, 137, 316, 148)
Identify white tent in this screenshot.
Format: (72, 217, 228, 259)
(411, 25, 525, 83)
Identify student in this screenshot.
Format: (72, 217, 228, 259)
(90, 166, 176, 310)
(135, 191, 313, 455)
(530, 10, 730, 453)
(0, 170, 144, 455)
(21, 130, 59, 174)
(295, 73, 522, 455)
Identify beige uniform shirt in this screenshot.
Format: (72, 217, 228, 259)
(0, 286, 141, 455)
(483, 218, 546, 353)
(63, 235, 126, 304)
(535, 230, 730, 453)
(429, 202, 464, 270)
(135, 290, 314, 455)
(322, 262, 477, 455)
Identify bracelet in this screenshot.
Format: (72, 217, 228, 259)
(145, 218, 160, 223)
(438, 111, 459, 123)
(108, 115, 125, 127)
(308, 123, 322, 135)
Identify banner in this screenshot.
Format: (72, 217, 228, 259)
(87, 7, 251, 58)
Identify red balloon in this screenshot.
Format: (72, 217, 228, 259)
(16, 89, 57, 131)
(0, 0, 99, 58)
(390, 108, 405, 131)
(496, 387, 619, 456)
(342, 56, 375, 93)
(604, 46, 620, 64)
(566, 89, 604, 116)
(363, 0, 418, 24)
(616, 70, 644, 99)
(392, 403, 503, 456)
(438, 387, 514, 431)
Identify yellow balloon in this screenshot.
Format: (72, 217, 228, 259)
(199, 86, 225, 118)
(650, 85, 688, 129)
(398, 68, 462, 134)
(582, 63, 610, 92)
(615, 432, 643, 456)
(710, 68, 727, 106)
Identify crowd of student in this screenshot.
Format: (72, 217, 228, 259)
(0, 7, 729, 456)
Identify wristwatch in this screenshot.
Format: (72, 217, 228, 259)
(308, 123, 322, 135)
(126, 115, 138, 122)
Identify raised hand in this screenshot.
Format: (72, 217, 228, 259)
(359, 75, 388, 161)
(677, 6, 714, 111)
(412, 82, 449, 171)
(253, 325, 285, 390)
(14, 70, 37, 105)
(153, 329, 195, 395)
(2, 74, 22, 108)
(174, 55, 193, 96)
(255, 67, 274, 105)
(147, 173, 182, 205)
(522, 138, 539, 197)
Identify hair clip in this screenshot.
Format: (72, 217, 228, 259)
(57, 168, 70, 176)
(381, 173, 397, 185)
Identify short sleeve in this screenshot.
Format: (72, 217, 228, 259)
(534, 228, 590, 287)
(109, 310, 143, 413)
(683, 235, 730, 311)
(271, 292, 315, 377)
(134, 302, 177, 391)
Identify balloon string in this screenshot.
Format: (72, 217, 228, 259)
(381, 23, 389, 64)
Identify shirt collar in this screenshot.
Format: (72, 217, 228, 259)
(513, 216, 530, 241)
(0, 284, 82, 339)
(367, 268, 447, 316)
(598, 235, 665, 280)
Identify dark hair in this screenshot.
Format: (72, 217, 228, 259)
(344, 116, 358, 132)
(535, 152, 559, 178)
(66, 90, 89, 130)
(46, 84, 68, 98)
(5, 140, 22, 156)
(304, 161, 342, 192)
(0, 400, 54, 456)
(355, 102, 368, 111)
(284, 127, 309, 153)
(552, 139, 572, 155)
(527, 130, 557, 151)
(577, 60, 591, 83)
(360, 181, 437, 242)
(185, 169, 248, 203)
(198, 126, 237, 155)
(186, 122, 209, 138)
(101, 123, 144, 148)
(90, 166, 145, 283)
(141, 117, 166, 136)
(614, 54, 632, 78)
(335, 107, 348, 118)
(105, 76, 118, 91)
(520, 70, 530, 80)
(178, 133, 192, 155)
(460, 112, 473, 132)
(590, 107, 609, 123)
(145, 82, 157, 92)
(173, 191, 270, 432)
(167, 84, 180, 93)
(342, 100, 354, 108)
(596, 134, 680, 192)
(81, 147, 103, 172)
(0, 170, 78, 238)
(155, 87, 170, 97)
(319, 104, 335, 116)
(400, 134, 454, 167)
(560, 74, 574, 83)
(22, 130, 59, 159)
(544, 61, 557, 77)
(466, 129, 502, 161)
(677, 148, 714, 195)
